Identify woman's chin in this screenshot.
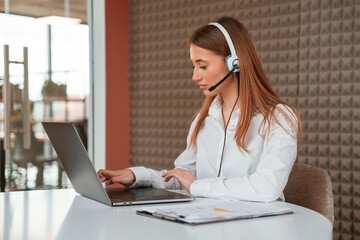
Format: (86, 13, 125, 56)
(202, 89, 218, 97)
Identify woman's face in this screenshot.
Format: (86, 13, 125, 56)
(189, 44, 233, 97)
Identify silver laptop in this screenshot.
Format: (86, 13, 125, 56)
(42, 122, 194, 206)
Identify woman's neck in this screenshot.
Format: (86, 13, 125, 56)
(220, 77, 240, 112)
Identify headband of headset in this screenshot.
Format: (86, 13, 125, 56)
(208, 22, 240, 73)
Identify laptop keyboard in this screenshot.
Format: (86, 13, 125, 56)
(105, 187, 190, 203)
(106, 188, 147, 201)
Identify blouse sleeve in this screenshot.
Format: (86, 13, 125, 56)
(128, 115, 198, 189)
(190, 105, 298, 202)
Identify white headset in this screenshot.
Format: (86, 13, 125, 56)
(208, 22, 240, 73)
(208, 22, 240, 177)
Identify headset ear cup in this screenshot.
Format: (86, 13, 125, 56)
(225, 55, 232, 72)
(233, 59, 239, 70)
(226, 55, 240, 72)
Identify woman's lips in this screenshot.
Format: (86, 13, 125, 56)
(198, 84, 207, 90)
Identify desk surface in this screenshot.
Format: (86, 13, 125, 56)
(0, 189, 332, 240)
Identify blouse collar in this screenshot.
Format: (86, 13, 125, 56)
(208, 94, 240, 129)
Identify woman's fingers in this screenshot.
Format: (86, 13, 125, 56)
(97, 169, 105, 178)
(98, 169, 116, 183)
(105, 171, 135, 186)
(164, 175, 173, 182)
(162, 168, 197, 193)
(163, 173, 175, 182)
(109, 176, 123, 184)
(98, 169, 114, 178)
(97, 169, 135, 186)
(97, 169, 108, 182)
(163, 169, 187, 177)
(163, 170, 183, 182)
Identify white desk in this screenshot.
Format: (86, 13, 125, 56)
(0, 189, 332, 240)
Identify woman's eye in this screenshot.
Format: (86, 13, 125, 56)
(191, 65, 207, 70)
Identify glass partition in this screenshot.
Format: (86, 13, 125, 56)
(0, 0, 89, 191)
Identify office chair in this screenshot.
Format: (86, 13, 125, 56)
(284, 163, 334, 224)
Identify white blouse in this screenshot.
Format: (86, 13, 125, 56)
(129, 95, 298, 202)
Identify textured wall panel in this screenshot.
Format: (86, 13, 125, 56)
(129, 1, 359, 238)
(297, 1, 360, 239)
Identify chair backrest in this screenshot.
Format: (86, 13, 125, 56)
(284, 163, 334, 224)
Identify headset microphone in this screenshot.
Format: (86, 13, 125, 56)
(208, 22, 240, 92)
(208, 66, 236, 92)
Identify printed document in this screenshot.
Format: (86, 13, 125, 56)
(137, 198, 293, 224)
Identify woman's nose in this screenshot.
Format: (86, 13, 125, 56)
(192, 69, 201, 82)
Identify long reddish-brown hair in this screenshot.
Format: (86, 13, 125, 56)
(188, 16, 302, 152)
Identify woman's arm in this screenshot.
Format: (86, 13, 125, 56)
(128, 147, 196, 189)
(189, 106, 298, 202)
(127, 116, 199, 189)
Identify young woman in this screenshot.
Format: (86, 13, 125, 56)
(97, 16, 302, 202)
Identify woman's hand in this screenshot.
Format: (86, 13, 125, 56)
(97, 169, 136, 188)
(162, 168, 197, 193)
